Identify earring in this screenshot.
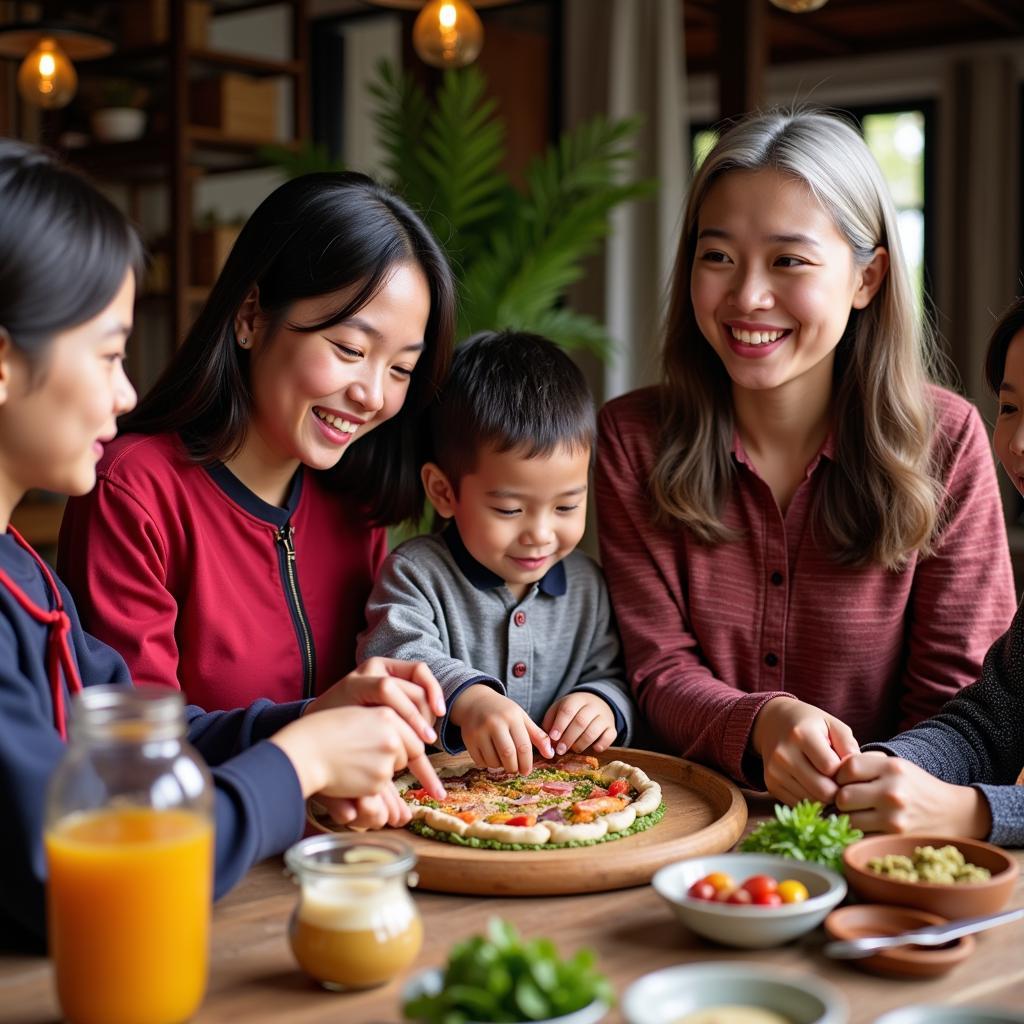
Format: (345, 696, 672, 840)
(238, 335, 250, 348)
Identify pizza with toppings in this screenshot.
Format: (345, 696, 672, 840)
(393, 754, 664, 848)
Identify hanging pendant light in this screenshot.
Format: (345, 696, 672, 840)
(768, 0, 830, 11)
(0, 22, 113, 110)
(412, 0, 483, 69)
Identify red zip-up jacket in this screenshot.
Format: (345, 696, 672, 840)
(58, 433, 388, 710)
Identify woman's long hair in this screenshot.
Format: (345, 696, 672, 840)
(121, 172, 456, 524)
(653, 109, 943, 570)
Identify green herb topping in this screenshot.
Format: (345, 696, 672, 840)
(740, 799, 862, 872)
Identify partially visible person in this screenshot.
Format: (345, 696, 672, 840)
(58, 167, 456, 713)
(596, 108, 1015, 806)
(835, 296, 1024, 845)
(359, 331, 635, 775)
(0, 139, 445, 950)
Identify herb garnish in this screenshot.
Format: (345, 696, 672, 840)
(740, 800, 862, 872)
(403, 918, 613, 1023)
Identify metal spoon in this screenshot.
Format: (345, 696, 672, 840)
(824, 907, 1024, 959)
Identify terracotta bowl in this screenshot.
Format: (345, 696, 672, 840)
(824, 904, 974, 979)
(842, 835, 1017, 918)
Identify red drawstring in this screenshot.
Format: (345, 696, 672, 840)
(0, 527, 82, 740)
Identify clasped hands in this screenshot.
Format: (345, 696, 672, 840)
(752, 697, 990, 837)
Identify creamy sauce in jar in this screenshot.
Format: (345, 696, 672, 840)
(673, 1008, 793, 1024)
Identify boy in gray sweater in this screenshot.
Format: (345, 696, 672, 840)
(357, 331, 635, 775)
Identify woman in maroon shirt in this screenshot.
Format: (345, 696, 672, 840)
(597, 109, 1015, 805)
(59, 172, 456, 728)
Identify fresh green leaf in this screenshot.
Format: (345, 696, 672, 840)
(740, 800, 863, 872)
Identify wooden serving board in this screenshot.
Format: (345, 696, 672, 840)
(310, 747, 747, 896)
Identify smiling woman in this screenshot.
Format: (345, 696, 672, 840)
(596, 108, 1016, 809)
(57, 172, 457, 711)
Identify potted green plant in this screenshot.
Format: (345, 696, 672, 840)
(264, 60, 653, 354)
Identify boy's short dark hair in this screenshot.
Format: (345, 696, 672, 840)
(985, 296, 1024, 394)
(430, 330, 596, 488)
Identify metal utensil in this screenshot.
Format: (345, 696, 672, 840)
(824, 907, 1024, 959)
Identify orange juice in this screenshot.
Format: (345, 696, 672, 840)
(46, 806, 213, 1024)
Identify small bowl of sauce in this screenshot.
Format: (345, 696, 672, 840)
(284, 834, 422, 991)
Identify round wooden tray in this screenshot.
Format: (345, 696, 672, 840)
(309, 747, 748, 896)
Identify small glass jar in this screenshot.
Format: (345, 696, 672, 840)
(45, 686, 214, 1024)
(285, 833, 422, 991)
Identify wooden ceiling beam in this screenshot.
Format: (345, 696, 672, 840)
(768, 14, 854, 56)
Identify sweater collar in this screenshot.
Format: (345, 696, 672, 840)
(204, 461, 303, 527)
(442, 523, 567, 597)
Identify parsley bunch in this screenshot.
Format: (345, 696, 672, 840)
(403, 918, 614, 1023)
(740, 800, 862, 872)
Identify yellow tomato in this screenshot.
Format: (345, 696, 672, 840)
(777, 879, 809, 904)
(702, 871, 735, 894)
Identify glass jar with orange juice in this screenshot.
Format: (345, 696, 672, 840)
(45, 686, 213, 1024)
(285, 834, 422, 990)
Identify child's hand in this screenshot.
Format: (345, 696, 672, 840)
(308, 657, 446, 746)
(751, 697, 860, 805)
(542, 692, 617, 756)
(834, 752, 991, 838)
(449, 685, 553, 775)
(314, 782, 413, 830)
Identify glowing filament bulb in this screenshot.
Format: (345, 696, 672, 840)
(412, 0, 484, 69)
(17, 37, 77, 109)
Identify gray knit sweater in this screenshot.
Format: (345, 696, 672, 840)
(357, 527, 635, 753)
(871, 599, 1024, 846)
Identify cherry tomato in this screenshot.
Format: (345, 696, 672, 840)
(778, 879, 809, 904)
(714, 887, 736, 902)
(726, 888, 753, 905)
(687, 880, 716, 901)
(608, 778, 629, 797)
(752, 891, 783, 907)
(702, 871, 735, 894)
(741, 874, 779, 900)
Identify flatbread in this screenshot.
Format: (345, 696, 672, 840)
(394, 754, 663, 847)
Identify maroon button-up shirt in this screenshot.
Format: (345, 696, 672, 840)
(596, 385, 1016, 787)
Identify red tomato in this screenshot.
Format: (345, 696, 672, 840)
(726, 888, 753, 905)
(687, 880, 717, 901)
(753, 891, 783, 907)
(741, 875, 779, 900)
(406, 788, 429, 801)
(505, 815, 537, 827)
(608, 779, 629, 797)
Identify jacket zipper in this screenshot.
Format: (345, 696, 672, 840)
(275, 523, 316, 699)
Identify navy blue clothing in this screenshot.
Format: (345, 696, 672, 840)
(0, 532, 306, 950)
(871, 599, 1024, 846)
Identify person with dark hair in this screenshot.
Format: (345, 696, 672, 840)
(58, 169, 457, 716)
(358, 331, 635, 775)
(832, 295, 1024, 846)
(0, 139, 446, 950)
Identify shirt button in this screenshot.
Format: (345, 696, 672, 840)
(514, 611, 526, 627)
(512, 661, 527, 678)
(764, 652, 779, 668)
(770, 571, 784, 586)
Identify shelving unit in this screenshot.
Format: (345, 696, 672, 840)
(61, 0, 310, 357)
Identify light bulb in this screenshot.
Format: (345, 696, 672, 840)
(17, 37, 77, 109)
(412, 0, 483, 69)
(768, 0, 829, 11)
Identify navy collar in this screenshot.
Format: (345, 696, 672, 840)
(204, 461, 303, 527)
(441, 523, 567, 597)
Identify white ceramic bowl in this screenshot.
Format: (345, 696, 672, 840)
(402, 968, 609, 1024)
(652, 852, 847, 948)
(623, 962, 847, 1024)
(874, 1008, 1024, 1024)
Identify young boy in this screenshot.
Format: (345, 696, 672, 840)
(358, 331, 635, 774)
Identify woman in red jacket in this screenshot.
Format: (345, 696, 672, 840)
(596, 108, 1015, 806)
(59, 171, 456, 714)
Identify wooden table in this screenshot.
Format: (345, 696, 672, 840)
(1, 838, 1021, 1024)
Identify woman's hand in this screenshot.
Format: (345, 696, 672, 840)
(751, 696, 859, 805)
(271, 704, 445, 803)
(834, 751, 992, 837)
(307, 657, 446, 745)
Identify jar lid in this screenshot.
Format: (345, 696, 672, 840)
(71, 685, 185, 741)
(285, 834, 417, 880)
